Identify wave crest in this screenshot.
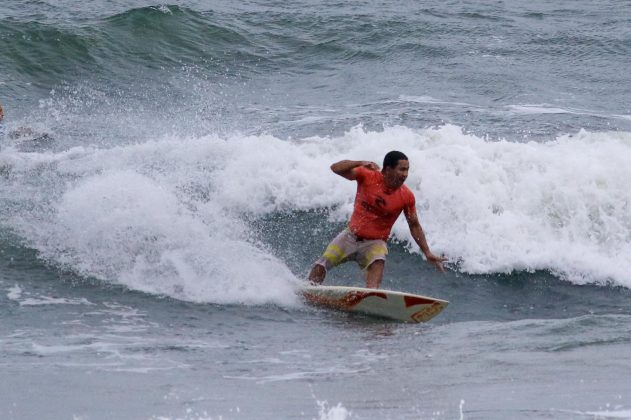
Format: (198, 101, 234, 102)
(2, 125, 630, 298)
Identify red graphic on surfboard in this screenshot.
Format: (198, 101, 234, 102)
(302, 285, 448, 323)
(304, 290, 388, 309)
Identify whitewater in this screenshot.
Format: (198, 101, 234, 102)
(2, 125, 630, 306)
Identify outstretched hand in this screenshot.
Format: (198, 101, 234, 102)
(426, 253, 448, 273)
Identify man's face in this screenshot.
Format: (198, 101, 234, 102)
(383, 159, 409, 189)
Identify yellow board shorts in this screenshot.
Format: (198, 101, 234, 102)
(315, 229, 388, 272)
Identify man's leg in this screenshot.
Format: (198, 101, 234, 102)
(309, 230, 354, 285)
(308, 264, 326, 284)
(365, 259, 385, 289)
(358, 240, 387, 288)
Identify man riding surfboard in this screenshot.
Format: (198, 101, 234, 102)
(309, 151, 446, 289)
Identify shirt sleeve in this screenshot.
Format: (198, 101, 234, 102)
(353, 165, 369, 182)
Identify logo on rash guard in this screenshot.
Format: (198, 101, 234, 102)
(361, 196, 388, 216)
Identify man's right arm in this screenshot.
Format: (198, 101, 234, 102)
(330, 160, 379, 180)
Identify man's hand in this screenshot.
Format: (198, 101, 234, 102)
(426, 253, 447, 273)
(362, 161, 380, 171)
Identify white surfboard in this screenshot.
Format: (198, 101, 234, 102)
(302, 285, 448, 323)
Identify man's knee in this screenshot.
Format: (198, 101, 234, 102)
(366, 258, 385, 271)
(365, 259, 385, 288)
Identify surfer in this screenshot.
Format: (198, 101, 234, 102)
(309, 151, 446, 289)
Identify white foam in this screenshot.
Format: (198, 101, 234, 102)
(51, 169, 299, 306)
(7, 284, 23, 300)
(315, 401, 352, 420)
(18, 296, 93, 306)
(6, 284, 93, 306)
(508, 104, 631, 122)
(225, 365, 368, 384)
(561, 408, 631, 419)
(508, 104, 577, 115)
(398, 95, 474, 107)
(585, 410, 631, 419)
(149, 409, 231, 420)
(209, 124, 631, 286)
(2, 124, 631, 299)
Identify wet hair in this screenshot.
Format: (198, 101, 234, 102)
(383, 151, 408, 169)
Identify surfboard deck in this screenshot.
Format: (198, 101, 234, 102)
(302, 285, 448, 323)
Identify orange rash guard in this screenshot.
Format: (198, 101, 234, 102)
(348, 166, 416, 241)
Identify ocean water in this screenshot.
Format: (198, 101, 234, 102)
(1, 1, 631, 419)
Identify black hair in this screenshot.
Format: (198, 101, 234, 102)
(383, 150, 408, 169)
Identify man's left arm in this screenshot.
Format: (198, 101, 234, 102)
(405, 210, 446, 272)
